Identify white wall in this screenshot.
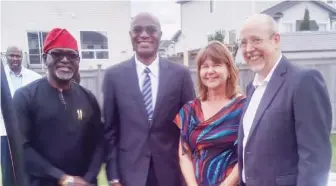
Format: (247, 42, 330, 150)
(174, 38, 184, 54)
(1, 1, 132, 69)
(278, 1, 332, 32)
(179, 0, 279, 52)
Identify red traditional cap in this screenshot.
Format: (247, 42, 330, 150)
(43, 28, 78, 53)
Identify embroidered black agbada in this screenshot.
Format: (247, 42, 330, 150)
(12, 77, 104, 186)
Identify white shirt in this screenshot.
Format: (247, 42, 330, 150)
(0, 64, 41, 136)
(135, 55, 159, 110)
(242, 55, 282, 182)
(9, 71, 23, 90)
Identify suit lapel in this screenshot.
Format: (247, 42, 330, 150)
(125, 57, 149, 122)
(152, 58, 170, 124)
(247, 57, 288, 141)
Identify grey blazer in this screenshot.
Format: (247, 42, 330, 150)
(238, 56, 332, 186)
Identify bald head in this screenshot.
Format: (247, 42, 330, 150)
(6, 45, 23, 73)
(242, 13, 278, 35)
(131, 12, 161, 30)
(129, 12, 162, 63)
(6, 45, 22, 54)
(239, 13, 281, 78)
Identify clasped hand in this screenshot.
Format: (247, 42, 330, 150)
(59, 175, 91, 186)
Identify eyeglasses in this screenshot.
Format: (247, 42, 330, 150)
(238, 33, 276, 48)
(46, 51, 80, 61)
(131, 25, 158, 35)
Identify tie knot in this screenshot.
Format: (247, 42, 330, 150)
(144, 67, 151, 74)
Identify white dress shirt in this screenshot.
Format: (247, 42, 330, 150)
(135, 55, 159, 110)
(0, 64, 41, 136)
(242, 55, 282, 182)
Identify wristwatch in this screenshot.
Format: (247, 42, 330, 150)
(62, 176, 74, 186)
(109, 179, 120, 185)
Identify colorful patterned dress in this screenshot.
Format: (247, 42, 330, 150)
(174, 95, 246, 186)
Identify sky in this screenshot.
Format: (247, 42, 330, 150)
(131, 0, 181, 40)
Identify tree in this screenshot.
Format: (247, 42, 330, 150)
(208, 29, 225, 43)
(300, 8, 310, 31)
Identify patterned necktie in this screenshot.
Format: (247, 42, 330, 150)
(142, 67, 153, 119)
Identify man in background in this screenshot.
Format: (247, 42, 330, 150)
(1, 46, 41, 186)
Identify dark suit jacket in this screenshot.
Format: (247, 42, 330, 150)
(103, 57, 195, 186)
(238, 56, 332, 186)
(0, 62, 27, 186)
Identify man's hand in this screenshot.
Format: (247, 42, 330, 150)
(110, 183, 123, 186)
(59, 175, 73, 186)
(73, 176, 90, 186)
(59, 175, 90, 186)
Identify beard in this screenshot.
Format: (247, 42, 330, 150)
(55, 70, 74, 81)
(248, 62, 265, 73)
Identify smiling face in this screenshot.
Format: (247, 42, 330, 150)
(6, 46, 22, 73)
(196, 41, 239, 100)
(239, 15, 280, 76)
(43, 48, 80, 82)
(130, 13, 162, 59)
(200, 58, 229, 90)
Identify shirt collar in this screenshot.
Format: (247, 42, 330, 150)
(253, 54, 282, 87)
(135, 54, 159, 77)
(10, 69, 23, 77)
(6, 64, 24, 77)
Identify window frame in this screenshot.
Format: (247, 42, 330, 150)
(317, 22, 329, 31)
(281, 21, 295, 33)
(78, 30, 109, 60)
(209, 0, 214, 13)
(26, 30, 49, 67)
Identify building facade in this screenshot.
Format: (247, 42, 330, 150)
(1, 1, 132, 70)
(176, 0, 336, 53)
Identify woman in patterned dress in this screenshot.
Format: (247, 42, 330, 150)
(174, 41, 246, 186)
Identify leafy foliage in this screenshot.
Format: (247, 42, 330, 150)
(208, 30, 225, 43)
(300, 8, 311, 31)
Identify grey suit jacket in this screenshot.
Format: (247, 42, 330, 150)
(103, 56, 195, 186)
(238, 56, 332, 186)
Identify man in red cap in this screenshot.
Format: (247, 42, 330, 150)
(13, 28, 104, 186)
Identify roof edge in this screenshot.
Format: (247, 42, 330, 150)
(262, 1, 336, 17)
(176, 0, 191, 4)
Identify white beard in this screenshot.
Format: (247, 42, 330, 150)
(248, 62, 265, 73)
(55, 71, 74, 81)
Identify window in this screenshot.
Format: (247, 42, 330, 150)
(318, 23, 327, 31)
(229, 30, 237, 44)
(80, 31, 109, 59)
(210, 0, 214, 13)
(27, 31, 48, 64)
(282, 23, 293, 32)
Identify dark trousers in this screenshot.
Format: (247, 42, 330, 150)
(146, 157, 157, 186)
(1, 136, 14, 186)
